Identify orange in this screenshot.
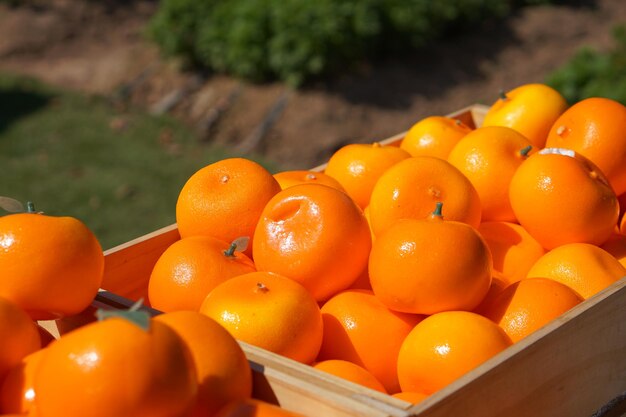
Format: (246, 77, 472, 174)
(600, 233, 626, 268)
(526, 243, 625, 299)
(148, 236, 256, 312)
(324, 143, 410, 209)
(482, 278, 583, 343)
(477, 222, 545, 283)
(545, 97, 626, 195)
(509, 148, 619, 249)
(368, 156, 482, 237)
(176, 158, 281, 256)
(0, 210, 103, 320)
(397, 311, 512, 394)
(317, 289, 423, 393)
(391, 391, 429, 404)
(369, 204, 492, 315)
(400, 116, 472, 160)
(34, 315, 197, 417)
(154, 311, 252, 417)
(447, 126, 533, 222)
(273, 170, 346, 193)
(200, 272, 323, 364)
(473, 272, 511, 316)
(253, 184, 371, 301)
(312, 360, 387, 393)
(1, 349, 45, 414)
(215, 398, 305, 417)
(0, 297, 40, 386)
(482, 83, 567, 148)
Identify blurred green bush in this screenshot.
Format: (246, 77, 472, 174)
(148, 0, 518, 86)
(547, 25, 626, 105)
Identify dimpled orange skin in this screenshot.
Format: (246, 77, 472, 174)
(478, 222, 545, 283)
(273, 170, 346, 193)
(482, 83, 568, 148)
(0, 297, 41, 384)
(0, 213, 104, 320)
(154, 311, 253, 417)
(526, 243, 626, 299)
(253, 184, 371, 301)
(482, 278, 583, 343)
(200, 272, 324, 364)
(175, 158, 281, 256)
(1, 348, 46, 414)
(317, 289, 423, 393)
(324, 143, 411, 209)
(447, 126, 533, 222)
(313, 359, 387, 393)
(400, 116, 473, 160)
(545, 97, 626, 196)
(368, 157, 482, 237)
(397, 311, 512, 394)
(34, 318, 197, 417)
(148, 236, 256, 312)
(509, 150, 619, 250)
(369, 217, 492, 315)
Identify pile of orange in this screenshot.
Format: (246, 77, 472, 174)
(144, 84, 626, 403)
(3, 81, 626, 414)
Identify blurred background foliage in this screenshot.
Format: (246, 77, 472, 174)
(148, 0, 544, 86)
(546, 24, 626, 105)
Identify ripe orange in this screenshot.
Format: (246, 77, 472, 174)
(273, 170, 346, 193)
(253, 184, 371, 301)
(369, 205, 492, 315)
(0, 297, 40, 393)
(482, 278, 583, 342)
(317, 289, 423, 393)
(392, 391, 429, 404)
(0, 349, 45, 414)
(313, 360, 387, 393)
(200, 272, 323, 364)
(400, 116, 472, 160)
(447, 126, 533, 222)
(509, 148, 619, 249)
(600, 233, 626, 268)
(324, 143, 410, 209)
(477, 222, 545, 283)
(176, 158, 281, 256)
(0, 210, 103, 320)
(482, 83, 567, 148)
(526, 243, 625, 299)
(398, 311, 511, 394)
(154, 311, 252, 417)
(368, 156, 482, 237)
(34, 315, 197, 417)
(545, 97, 626, 195)
(215, 398, 305, 417)
(148, 236, 256, 312)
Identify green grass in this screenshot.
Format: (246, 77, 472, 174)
(0, 73, 276, 250)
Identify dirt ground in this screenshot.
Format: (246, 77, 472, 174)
(1, 0, 626, 169)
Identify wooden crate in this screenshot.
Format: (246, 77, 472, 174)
(47, 104, 626, 417)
